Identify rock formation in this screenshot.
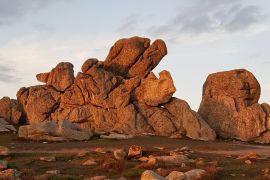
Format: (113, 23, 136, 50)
(14, 36, 215, 141)
(198, 69, 270, 143)
(36, 62, 75, 91)
(0, 97, 22, 124)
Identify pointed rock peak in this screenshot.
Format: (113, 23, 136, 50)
(104, 36, 167, 78)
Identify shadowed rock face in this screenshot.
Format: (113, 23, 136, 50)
(12, 36, 215, 141)
(198, 69, 270, 143)
(0, 97, 22, 124)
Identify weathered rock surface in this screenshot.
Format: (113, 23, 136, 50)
(100, 133, 133, 140)
(0, 169, 21, 180)
(198, 69, 270, 143)
(0, 118, 16, 133)
(154, 155, 191, 166)
(2, 36, 215, 141)
(113, 149, 126, 160)
(165, 98, 216, 141)
(36, 62, 75, 91)
(141, 170, 166, 180)
(128, 39, 167, 78)
(184, 169, 206, 180)
(18, 120, 93, 141)
(0, 97, 22, 124)
(140, 71, 176, 106)
(128, 145, 142, 158)
(17, 85, 61, 124)
(104, 36, 151, 77)
(166, 171, 185, 180)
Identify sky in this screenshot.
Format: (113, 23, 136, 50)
(0, 0, 270, 110)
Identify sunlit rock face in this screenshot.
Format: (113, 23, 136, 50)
(198, 69, 270, 143)
(0, 97, 22, 125)
(13, 36, 215, 141)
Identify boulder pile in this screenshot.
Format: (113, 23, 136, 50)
(2, 36, 270, 144)
(198, 69, 270, 143)
(0, 36, 216, 141)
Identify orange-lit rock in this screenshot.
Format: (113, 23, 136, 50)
(10, 36, 216, 141)
(199, 69, 270, 143)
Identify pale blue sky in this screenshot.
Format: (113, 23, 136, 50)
(0, 0, 270, 110)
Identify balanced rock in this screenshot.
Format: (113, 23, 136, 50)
(104, 36, 151, 77)
(0, 97, 22, 124)
(36, 62, 74, 91)
(127, 39, 167, 78)
(198, 69, 270, 143)
(12, 36, 215, 141)
(140, 71, 176, 106)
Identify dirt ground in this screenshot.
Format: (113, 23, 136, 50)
(1, 134, 270, 180)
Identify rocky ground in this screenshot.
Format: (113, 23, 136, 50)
(1, 134, 270, 180)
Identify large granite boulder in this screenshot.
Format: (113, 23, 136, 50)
(127, 39, 167, 78)
(16, 85, 62, 124)
(10, 36, 216, 141)
(0, 97, 22, 124)
(104, 36, 150, 77)
(198, 69, 270, 143)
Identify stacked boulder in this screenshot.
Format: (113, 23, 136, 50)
(12, 36, 215, 141)
(198, 69, 270, 143)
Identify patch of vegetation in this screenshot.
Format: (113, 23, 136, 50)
(48, 175, 82, 180)
(122, 168, 145, 178)
(56, 156, 73, 162)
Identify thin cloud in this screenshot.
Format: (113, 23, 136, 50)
(0, 64, 19, 83)
(0, 0, 70, 26)
(116, 14, 139, 34)
(149, 0, 267, 40)
(224, 5, 261, 31)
